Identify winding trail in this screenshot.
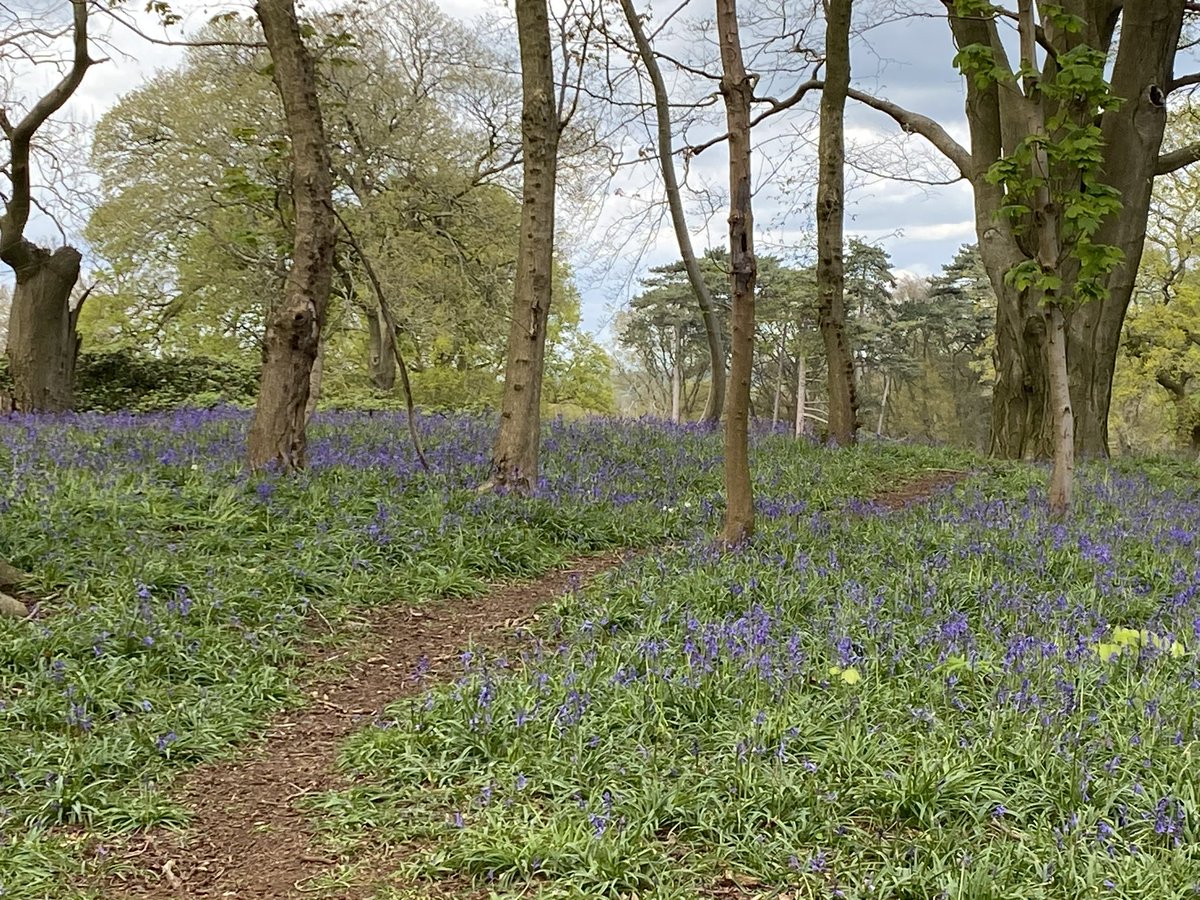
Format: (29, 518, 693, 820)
(98, 470, 963, 899)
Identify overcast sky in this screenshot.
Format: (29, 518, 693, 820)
(14, 0, 979, 336)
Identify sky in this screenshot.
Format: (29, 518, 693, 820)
(7, 0, 980, 338)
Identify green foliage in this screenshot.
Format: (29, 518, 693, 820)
(316, 460, 1200, 898)
(0, 351, 259, 412)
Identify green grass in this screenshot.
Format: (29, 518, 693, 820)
(317, 460, 1200, 899)
(0, 411, 963, 897)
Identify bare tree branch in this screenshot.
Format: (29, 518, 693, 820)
(1157, 141, 1200, 176)
(1, 0, 94, 267)
(845, 87, 973, 179)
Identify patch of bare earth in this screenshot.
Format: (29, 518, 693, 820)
(96, 553, 625, 900)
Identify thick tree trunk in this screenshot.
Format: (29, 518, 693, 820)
(487, 0, 559, 492)
(5, 244, 81, 412)
(816, 0, 857, 446)
(946, 2, 1185, 459)
(366, 307, 397, 390)
(618, 0, 726, 422)
(716, 0, 756, 544)
(247, 0, 337, 472)
(0, 2, 92, 413)
(794, 353, 807, 437)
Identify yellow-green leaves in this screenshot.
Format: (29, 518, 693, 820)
(829, 665, 862, 685)
(1092, 626, 1186, 662)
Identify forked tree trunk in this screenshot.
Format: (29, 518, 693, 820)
(0, 1, 92, 412)
(247, 0, 337, 471)
(618, 0, 726, 423)
(366, 307, 397, 390)
(716, 0, 756, 544)
(5, 246, 82, 412)
(487, 0, 559, 492)
(795, 353, 807, 437)
(816, 0, 858, 445)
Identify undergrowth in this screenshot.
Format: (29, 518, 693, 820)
(0, 410, 958, 897)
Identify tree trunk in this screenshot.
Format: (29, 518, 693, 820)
(247, 0, 337, 472)
(5, 245, 81, 412)
(1046, 305, 1074, 519)
(816, 0, 857, 446)
(305, 336, 324, 423)
(366, 307, 397, 390)
(772, 330, 786, 424)
(0, 1, 92, 413)
(670, 322, 682, 423)
(618, 0, 726, 423)
(716, 0, 756, 544)
(795, 353, 807, 437)
(876, 373, 890, 436)
(946, 2, 1185, 459)
(487, 0, 559, 492)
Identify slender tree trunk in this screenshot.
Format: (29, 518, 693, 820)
(247, 0, 337, 471)
(1046, 306, 1074, 518)
(366, 307, 397, 390)
(618, 0, 726, 422)
(795, 353, 807, 437)
(876, 373, 890, 436)
(772, 330, 786, 424)
(816, 0, 858, 445)
(304, 337, 324, 423)
(716, 0, 756, 544)
(5, 246, 82, 412)
(486, 0, 559, 492)
(670, 322, 682, 423)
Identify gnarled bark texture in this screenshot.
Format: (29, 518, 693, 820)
(816, 0, 858, 445)
(0, 0, 93, 412)
(5, 246, 82, 411)
(960, 2, 1184, 458)
(488, 0, 559, 492)
(247, 0, 337, 471)
(716, 0, 756, 544)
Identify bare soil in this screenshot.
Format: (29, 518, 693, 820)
(99, 553, 624, 899)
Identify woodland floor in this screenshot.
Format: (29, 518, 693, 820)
(93, 474, 962, 900)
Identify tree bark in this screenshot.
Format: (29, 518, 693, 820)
(247, 0, 337, 472)
(618, 0, 726, 422)
(670, 322, 682, 422)
(487, 0, 559, 492)
(1046, 305, 1074, 519)
(876, 373, 890, 436)
(816, 0, 858, 446)
(5, 246, 82, 411)
(0, 1, 93, 413)
(795, 353, 807, 437)
(305, 336, 324, 423)
(959, 2, 1182, 459)
(849, 3, 1186, 458)
(716, 0, 756, 544)
(366, 307, 397, 390)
